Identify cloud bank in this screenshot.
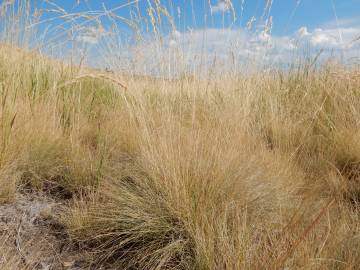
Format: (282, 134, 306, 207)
(94, 18, 360, 76)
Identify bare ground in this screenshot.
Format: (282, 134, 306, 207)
(0, 192, 89, 270)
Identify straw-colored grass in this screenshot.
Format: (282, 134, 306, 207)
(0, 42, 360, 269)
(1, 0, 360, 269)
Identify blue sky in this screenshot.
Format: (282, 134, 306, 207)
(36, 0, 360, 34)
(28, 0, 360, 73)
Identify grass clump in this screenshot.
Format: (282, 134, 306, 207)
(64, 161, 195, 269)
(63, 97, 305, 269)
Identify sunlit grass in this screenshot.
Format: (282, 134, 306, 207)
(1, 1, 360, 269)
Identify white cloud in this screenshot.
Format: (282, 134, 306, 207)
(172, 30, 181, 40)
(77, 26, 109, 45)
(296, 27, 309, 38)
(78, 35, 98, 44)
(211, 0, 231, 13)
(311, 30, 337, 46)
(179, 25, 359, 70)
(296, 25, 360, 50)
(169, 39, 177, 48)
(99, 21, 360, 77)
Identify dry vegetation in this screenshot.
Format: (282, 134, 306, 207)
(1, 42, 360, 269)
(1, 1, 360, 270)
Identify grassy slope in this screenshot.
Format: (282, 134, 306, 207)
(1, 44, 360, 269)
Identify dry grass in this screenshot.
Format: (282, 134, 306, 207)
(1, 1, 360, 269)
(0, 42, 360, 269)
